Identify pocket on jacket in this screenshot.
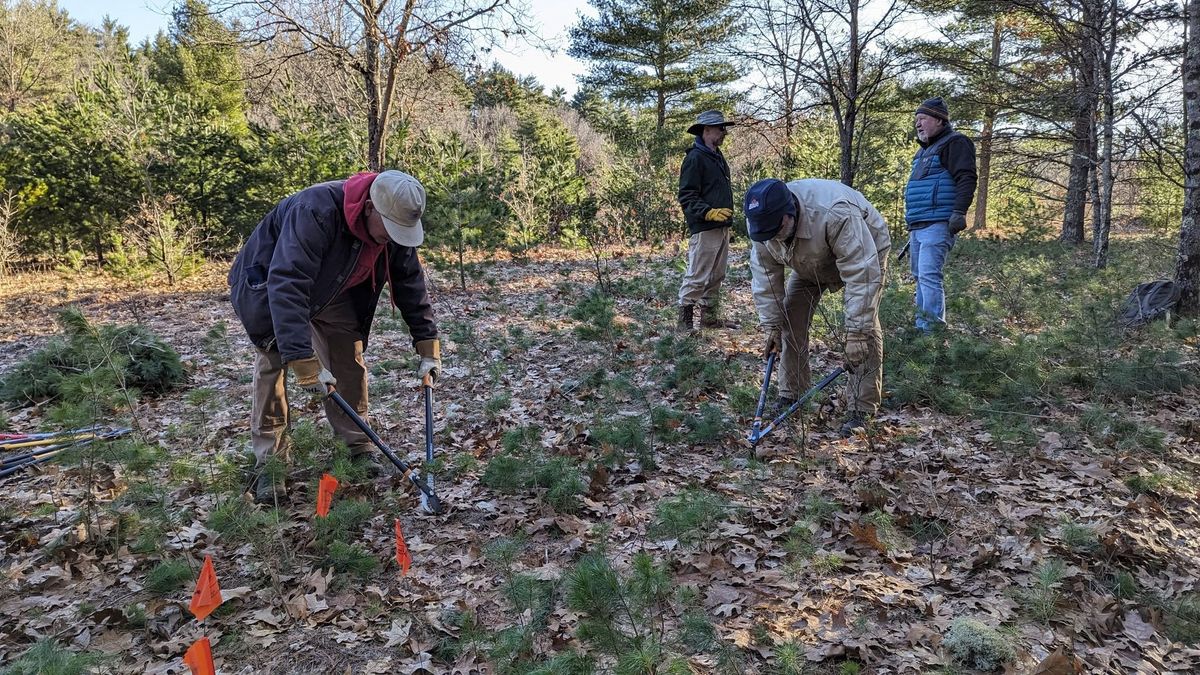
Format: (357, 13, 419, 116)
(246, 264, 268, 291)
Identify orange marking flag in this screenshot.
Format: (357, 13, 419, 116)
(183, 636, 215, 675)
(316, 473, 339, 517)
(189, 555, 223, 621)
(394, 518, 411, 576)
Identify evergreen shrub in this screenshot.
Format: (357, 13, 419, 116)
(0, 307, 184, 404)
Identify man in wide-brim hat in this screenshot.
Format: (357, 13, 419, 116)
(676, 110, 737, 330)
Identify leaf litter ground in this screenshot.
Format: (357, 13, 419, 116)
(1, 240, 1198, 673)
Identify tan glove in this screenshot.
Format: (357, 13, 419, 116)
(704, 207, 733, 222)
(290, 356, 336, 394)
(416, 339, 441, 384)
(762, 328, 782, 360)
(844, 332, 871, 370)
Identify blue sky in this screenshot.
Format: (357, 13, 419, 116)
(56, 0, 590, 96)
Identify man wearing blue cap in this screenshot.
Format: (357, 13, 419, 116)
(677, 110, 737, 330)
(744, 178, 891, 437)
(904, 96, 977, 332)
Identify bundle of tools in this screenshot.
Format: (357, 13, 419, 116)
(0, 427, 133, 479)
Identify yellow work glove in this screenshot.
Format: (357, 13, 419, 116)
(844, 332, 871, 370)
(762, 328, 782, 360)
(415, 339, 441, 385)
(289, 356, 336, 395)
(704, 207, 733, 222)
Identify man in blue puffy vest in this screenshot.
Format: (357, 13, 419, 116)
(904, 97, 977, 332)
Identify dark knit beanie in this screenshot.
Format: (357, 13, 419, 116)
(744, 179, 796, 242)
(916, 97, 950, 122)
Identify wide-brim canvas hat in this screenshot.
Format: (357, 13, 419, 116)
(687, 110, 735, 135)
(370, 170, 426, 247)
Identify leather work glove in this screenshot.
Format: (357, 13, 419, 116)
(704, 207, 733, 222)
(762, 328, 782, 360)
(290, 356, 336, 395)
(844, 332, 871, 371)
(416, 339, 442, 384)
(948, 211, 968, 235)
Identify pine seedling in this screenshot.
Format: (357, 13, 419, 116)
(570, 290, 619, 341)
(324, 540, 379, 579)
(1019, 558, 1066, 623)
(773, 639, 807, 675)
(1165, 593, 1200, 645)
(3, 640, 103, 675)
(313, 500, 373, 547)
(144, 559, 193, 595)
(1058, 519, 1098, 554)
(649, 488, 729, 545)
(207, 499, 274, 543)
(687, 403, 727, 444)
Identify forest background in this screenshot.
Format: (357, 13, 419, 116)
(0, 0, 1195, 290)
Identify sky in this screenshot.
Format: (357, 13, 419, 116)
(56, 0, 592, 96)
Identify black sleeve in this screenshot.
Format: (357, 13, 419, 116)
(387, 246, 438, 345)
(941, 136, 978, 214)
(677, 151, 711, 221)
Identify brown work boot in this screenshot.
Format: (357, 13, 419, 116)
(676, 304, 695, 332)
(698, 307, 738, 329)
(253, 472, 287, 505)
(839, 411, 871, 438)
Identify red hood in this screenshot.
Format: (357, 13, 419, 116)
(343, 171, 378, 242)
(342, 171, 389, 292)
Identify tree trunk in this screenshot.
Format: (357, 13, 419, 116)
(974, 18, 1002, 231)
(1093, 0, 1117, 269)
(364, 7, 384, 172)
(1176, 0, 1200, 313)
(1061, 0, 1100, 245)
(840, 0, 861, 188)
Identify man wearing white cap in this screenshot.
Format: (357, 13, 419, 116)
(229, 170, 440, 502)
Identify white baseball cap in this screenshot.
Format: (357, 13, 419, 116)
(369, 170, 426, 247)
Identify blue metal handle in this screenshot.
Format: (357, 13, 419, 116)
(749, 352, 777, 445)
(749, 367, 846, 445)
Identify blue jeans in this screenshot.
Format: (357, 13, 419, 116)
(909, 222, 955, 332)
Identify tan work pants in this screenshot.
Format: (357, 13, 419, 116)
(678, 226, 730, 307)
(777, 272, 885, 415)
(250, 293, 371, 465)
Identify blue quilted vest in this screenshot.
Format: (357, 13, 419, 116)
(904, 131, 960, 228)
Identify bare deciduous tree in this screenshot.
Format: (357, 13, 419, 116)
(216, 0, 532, 170)
(730, 0, 817, 169)
(0, 190, 21, 277)
(783, 0, 909, 187)
(0, 0, 88, 112)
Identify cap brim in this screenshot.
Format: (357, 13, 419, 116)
(383, 216, 424, 247)
(746, 213, 783, 242)
(687, 122, 735, 135)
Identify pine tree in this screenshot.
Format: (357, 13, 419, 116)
(568, 0, 739, 131)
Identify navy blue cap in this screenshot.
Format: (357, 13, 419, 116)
(744, 179, 796, 242)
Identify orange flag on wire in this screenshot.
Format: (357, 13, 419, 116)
(316, 473, 339, 517)
(189, 555, 223, 621)
(394, 518, 411, 575)
(183, 636, 215, 675)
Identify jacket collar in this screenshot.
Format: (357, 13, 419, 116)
(692, 138, 724, 159)
(917, 124, 954, 149)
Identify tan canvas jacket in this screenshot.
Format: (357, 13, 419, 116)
(749, 179, 891, 335)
